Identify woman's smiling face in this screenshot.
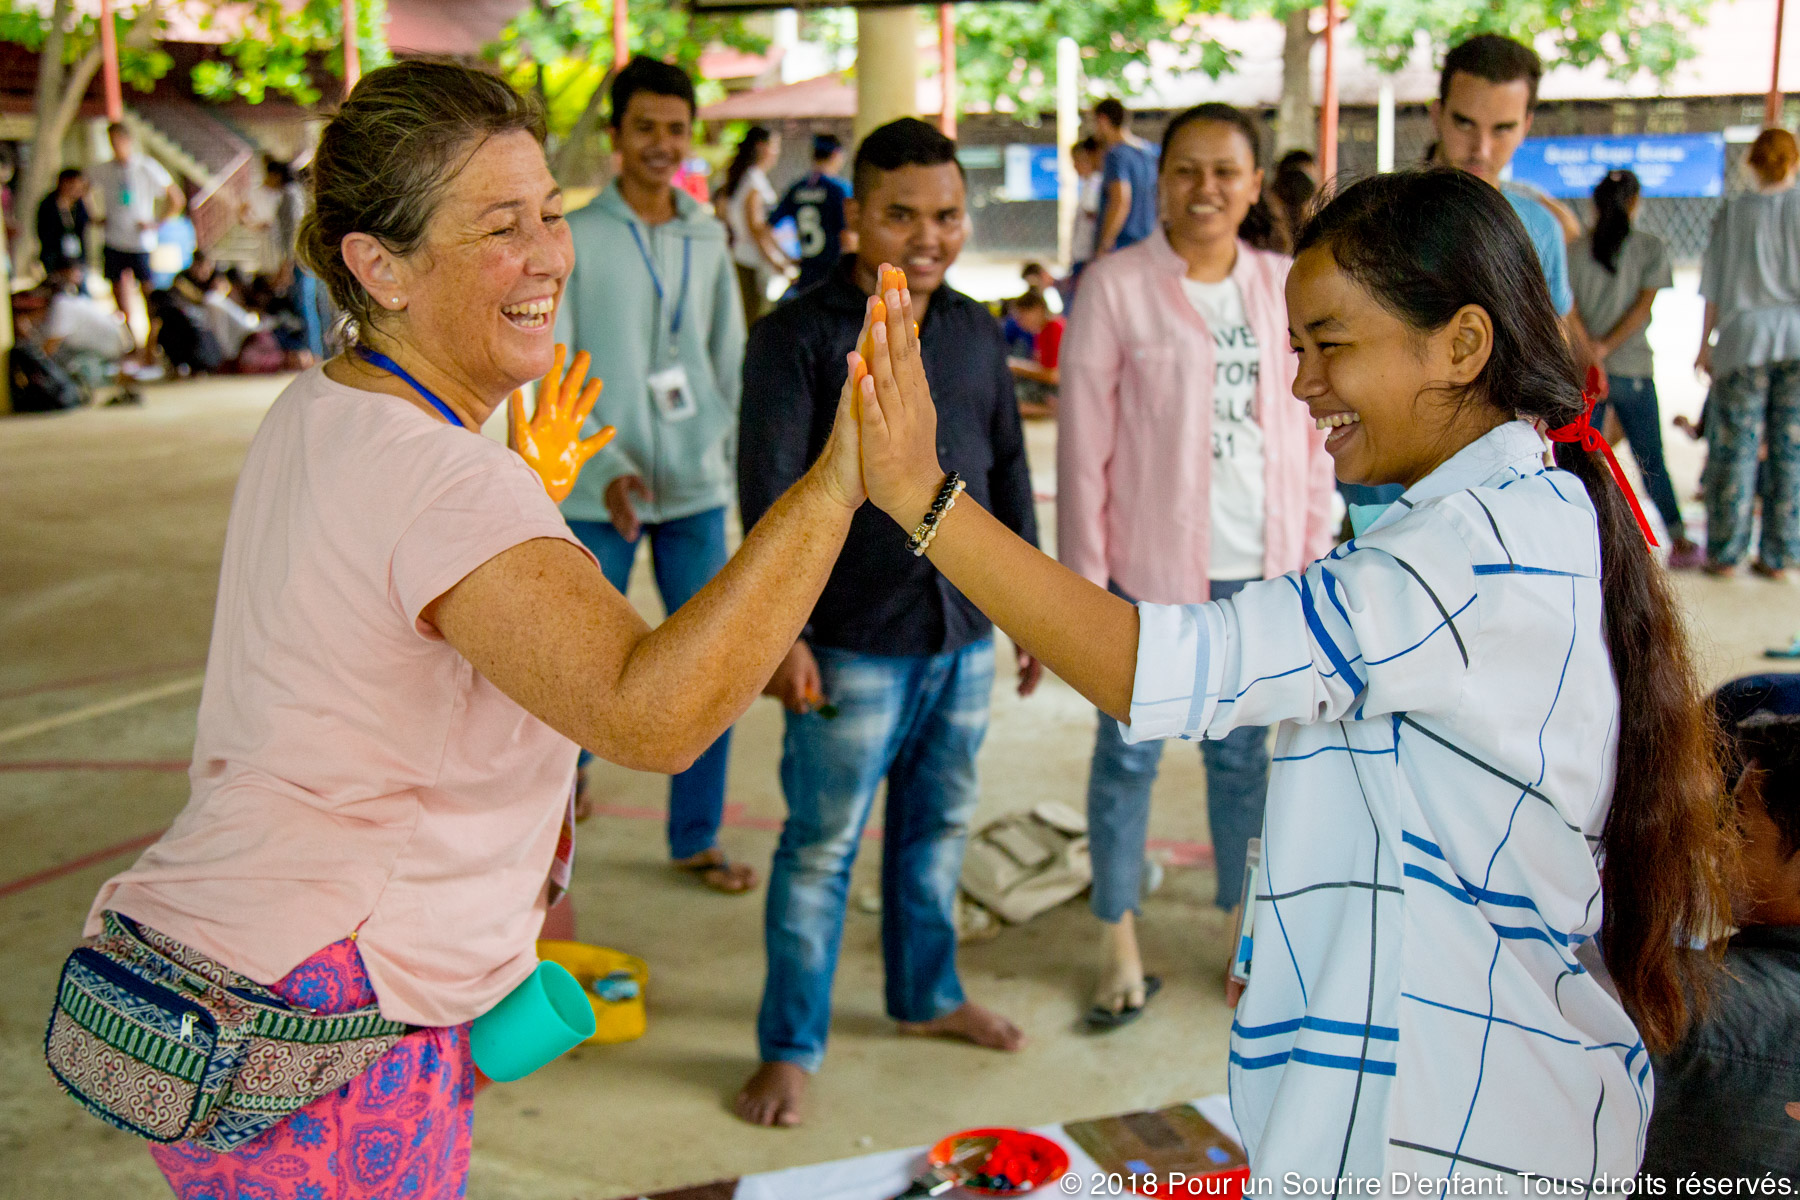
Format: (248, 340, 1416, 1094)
(1286, 243, 1503, 488)
(1159, 119, 1263, 250)
(392, 129, 573, 400)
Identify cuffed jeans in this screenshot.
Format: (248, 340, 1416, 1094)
(567, 507, 732, 861)
(757, 639, 994, 1071)
(1089, 579, 1269, 918)
(1594, 375, 1687, 540)
(1705, 361, 1800, 570)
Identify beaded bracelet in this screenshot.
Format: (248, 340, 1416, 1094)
(906, 472, 965, 557)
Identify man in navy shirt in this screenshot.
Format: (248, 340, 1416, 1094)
(1092, 98, 1158, 258)
(771, 133, 852, 294)
(735, 118, 1039, 1129)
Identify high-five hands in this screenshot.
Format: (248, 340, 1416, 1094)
(853, 264, 944, 528)
(509, 344, 616, 503)
(814, 275, 904, 512)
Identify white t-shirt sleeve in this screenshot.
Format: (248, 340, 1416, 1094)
(142, 156, 173, 192)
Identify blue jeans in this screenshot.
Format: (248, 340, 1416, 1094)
(757, 640, 994, 1071)
(1088, 579, 1269, 918)
(1593, 375, 1686, 540)
(567, 507, 732, 861)
(1705, 362, 1800, 569)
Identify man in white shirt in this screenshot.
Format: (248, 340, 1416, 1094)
(90, 122, 184, 357)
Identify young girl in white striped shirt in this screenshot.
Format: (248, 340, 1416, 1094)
(848, 169, 1732, 1187)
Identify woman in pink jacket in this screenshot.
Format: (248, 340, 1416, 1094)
(1058, 104, 1337, 1027)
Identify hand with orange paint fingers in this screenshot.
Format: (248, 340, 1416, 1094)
(508, 344, 615, 503)
(855, 273, 944, 528)
(852, 264, 909, 387)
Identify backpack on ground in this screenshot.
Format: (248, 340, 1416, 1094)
(960, 801, 1093, 926)
(10, 343, 85, 412)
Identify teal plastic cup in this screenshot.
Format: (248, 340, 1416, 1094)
(469, 960, 596, 1082)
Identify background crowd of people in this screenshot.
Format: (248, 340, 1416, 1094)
(12, 130, 328, 410)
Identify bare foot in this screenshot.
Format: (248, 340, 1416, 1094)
(674, 847, 759, 894)
(897, 1002, 1025, 1051)
(1093, 913, 1147, 1015)
(734, 1061, 806, 1127)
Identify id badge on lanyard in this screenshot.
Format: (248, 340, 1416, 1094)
(630, 223, 696, 423)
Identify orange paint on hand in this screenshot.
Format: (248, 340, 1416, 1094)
(852, 265, 908, 391)
(510, 344, 616, 502)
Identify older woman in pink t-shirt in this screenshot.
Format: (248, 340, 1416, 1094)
(74, 63, 869, 1197)
(1058, 104, 1337, 1030)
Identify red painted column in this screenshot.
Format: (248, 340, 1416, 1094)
(939, 4, 957, 138)
(342, 0, 361, 97)
(1771, 0, 1788, 128)
(614, 0, 629, 72)
(1319, 0, 1339, 180)
(99, 0, 123, 121)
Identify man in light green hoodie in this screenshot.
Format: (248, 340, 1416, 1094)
(555, 56, 753, 893)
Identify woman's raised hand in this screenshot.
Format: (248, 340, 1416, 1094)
(856, 269, 944, 528)
(814, 345, 869, 511)
(509, 344, 616, 502)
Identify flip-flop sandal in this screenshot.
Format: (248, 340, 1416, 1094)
(676, 855, 758, 895)
(1084, 975, 1162, 1032)
(1766, 635, 1800, 660)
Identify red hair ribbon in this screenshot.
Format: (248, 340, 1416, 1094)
(1544, 365, 1659, 548)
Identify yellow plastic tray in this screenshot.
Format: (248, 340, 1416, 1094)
(535, 939, 648, 1046)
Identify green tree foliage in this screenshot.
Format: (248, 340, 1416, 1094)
(1348, 0, 1712, 80)
(191, 0, 390, 106)
(484, 0, 764, 141)
(953, 0, 1234, 111)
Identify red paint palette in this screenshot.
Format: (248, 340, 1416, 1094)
(928, 1127, 1070, 1194)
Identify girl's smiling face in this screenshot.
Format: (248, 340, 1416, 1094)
(1286, 243, 1507, 488)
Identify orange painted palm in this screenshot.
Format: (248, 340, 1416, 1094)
(509, 345, 615, 502)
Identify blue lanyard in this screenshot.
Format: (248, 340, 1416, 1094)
(628, 223, 692, 343)
(357, 347, 465, 429)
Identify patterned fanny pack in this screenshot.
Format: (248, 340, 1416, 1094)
(44, 912, 411, 1152)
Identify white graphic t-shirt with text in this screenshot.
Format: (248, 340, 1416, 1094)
(1181, 275, 1266, 581)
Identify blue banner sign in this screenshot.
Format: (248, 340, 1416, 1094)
(1003, 144, 1061, 201)
(1506, 133, 1726, 199)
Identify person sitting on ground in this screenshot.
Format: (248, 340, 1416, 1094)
(170, 250, 258, 364)
(1643, 673, 1800, 1180)
(1020, 260, 1063, 312)
(1007, 289, 1064, 418)
(41, 264, 133, 391)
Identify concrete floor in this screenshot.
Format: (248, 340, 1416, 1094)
(3, 281, 1797, 1198)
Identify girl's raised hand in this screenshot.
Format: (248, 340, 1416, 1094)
(509, 344, 616, 502)
(857, 270, 944, 528)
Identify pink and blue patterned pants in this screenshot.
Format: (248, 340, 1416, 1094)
(149, 937, 475, 1200)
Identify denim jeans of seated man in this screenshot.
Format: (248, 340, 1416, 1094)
(757, 639, 995, 1071)
(567, 507, 731, 861)
(1088, 579, 1270, 919)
